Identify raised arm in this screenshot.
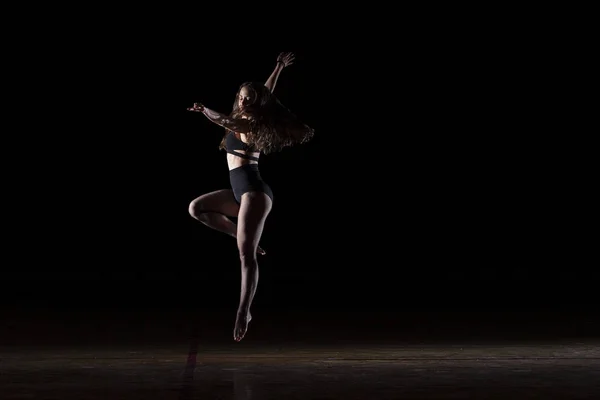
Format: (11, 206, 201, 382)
(264, 52, 295, 93)
(187, 103, 251, 133)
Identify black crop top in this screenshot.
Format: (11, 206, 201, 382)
(225, 131, 259, 161)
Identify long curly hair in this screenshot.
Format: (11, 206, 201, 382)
(218, 81, 314, 154)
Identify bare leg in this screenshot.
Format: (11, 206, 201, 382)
(189, 189, 266, 255)
(233, 191, 272, 342)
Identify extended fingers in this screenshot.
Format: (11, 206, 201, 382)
(187, 103, 203, 112)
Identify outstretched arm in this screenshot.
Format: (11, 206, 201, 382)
(264, 52, 295, 93)
(187, 103, 251, 133)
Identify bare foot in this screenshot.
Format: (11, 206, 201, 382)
(233, 311, 252, 342)
(258, 246, 266, 256)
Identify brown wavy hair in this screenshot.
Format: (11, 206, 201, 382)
(218, 81, 314, 154)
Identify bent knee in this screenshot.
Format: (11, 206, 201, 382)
(188, 199, 207, 220)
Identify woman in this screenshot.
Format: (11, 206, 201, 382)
(187, 52, 314, 341)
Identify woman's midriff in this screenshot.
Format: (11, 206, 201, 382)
(227, 152, 260, 171)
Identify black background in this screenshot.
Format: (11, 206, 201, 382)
(3, 8, 595, 340)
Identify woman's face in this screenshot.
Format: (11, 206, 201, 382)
(238, 86, 257, 110)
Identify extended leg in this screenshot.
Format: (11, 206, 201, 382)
(233, 191, 272, 341)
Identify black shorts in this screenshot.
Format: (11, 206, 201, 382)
(229, 164, 274, 204)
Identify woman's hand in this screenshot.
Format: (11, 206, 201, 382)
(187, 102, 205, 112)
(276, 52, 295, 68)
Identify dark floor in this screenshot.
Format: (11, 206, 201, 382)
(2, 308, 599, 399)
(2, 342, 599, 399)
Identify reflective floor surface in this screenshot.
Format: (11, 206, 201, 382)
(2, 342, 599, 399)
